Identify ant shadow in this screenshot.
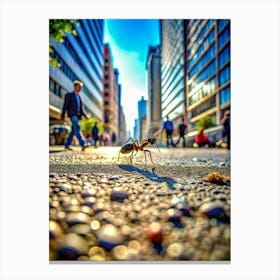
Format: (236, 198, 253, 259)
(116, 164, 179, 190)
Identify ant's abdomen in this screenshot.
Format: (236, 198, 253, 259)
(120, 143, 134, 154)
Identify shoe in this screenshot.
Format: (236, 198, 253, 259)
(65, 146, 73, 151)
(81, 144, 91, 151)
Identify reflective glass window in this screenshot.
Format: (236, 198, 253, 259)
(220, 86, 230, 104)
(219, 44, 230, 67)
(219, 65, 230, 86)
(218, 26, 230, 49)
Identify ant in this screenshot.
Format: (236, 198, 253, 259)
(116, 137, 160, 167)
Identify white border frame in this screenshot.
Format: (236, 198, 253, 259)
(1, 0, 279, 279)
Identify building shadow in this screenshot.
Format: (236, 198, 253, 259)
(116, 164, 179, 190)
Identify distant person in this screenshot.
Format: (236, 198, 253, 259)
(111, 132, 116, 146)
(60, 80, 91, 151)
(102, 131, 110, 146)
(175, 116, 187, 147)
(222, 110, 231, 149)
(162, 116, 175, 147)
(91, 122, 99, 148)
(195, 129, 212, 148)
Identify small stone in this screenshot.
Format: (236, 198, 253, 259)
(58, 233, 89, 260)
(167, 242, 184, 259)
(110, 190, 129, 203)
(70, 224, 91, 236)
(96, 224, 124, 251)
(81, 189, 96, 198)
(66, 212, 91, 226)
(109, 175, 119, 181)
(83, 197, 96, 207)
(89, 246, 106, 261)
(49, 220, 63, 239)
(147, 222, 163, 244)
(199, 202, 227, 220)
(112, 245, 129, 260)
(167, 209, 183, 227)
(219, 162, 226, 167)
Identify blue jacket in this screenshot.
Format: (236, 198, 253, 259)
(61, 92, 87, 120)
(163, 120, 174, 131)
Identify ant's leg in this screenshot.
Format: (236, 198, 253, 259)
(123, 137, 134, 145)
(129, 151, 135, 165)
(143, 149, 155, 165)
(115, 151, 121, 163)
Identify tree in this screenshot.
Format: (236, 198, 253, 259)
(80, 118, 104, 137)
(49, 19, 79, 67)
(197, 115, 216, 131)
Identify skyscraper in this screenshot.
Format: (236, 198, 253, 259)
(103, 44, 119, 140)
(160, 19, 186, 129)
(185, 19, 230, 132)
(49, 19, 104, 124)
(146, 45, 161, 136)
(137, 96, 147, 141)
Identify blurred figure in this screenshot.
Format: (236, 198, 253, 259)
(222, 110, 231, 149)
(175, 116, 187, 147)
(111, 132, 116, 146)
(102, 131, 110, 146)
(162, 115, 175, 147)
(60, 80, 91, 151)
(195, 129, 213, 148)
(91, 122, 99, 148)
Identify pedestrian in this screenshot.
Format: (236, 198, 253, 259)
(102, 131, 110, 146)
(175, 116, 187, 147)
(222, 110, 230, 149)
(60, 80, 91, 151)
(195, 129, 213, 148)
(111, 132, 116, 146)
(91, 122, 99, 148)
(162, 115, 175, 147)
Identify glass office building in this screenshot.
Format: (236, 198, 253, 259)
(186, 19, 230, 131)
(49, 19, 104, 124)
(160, 19, 186, 126)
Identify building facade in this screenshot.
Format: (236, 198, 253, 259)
(49, 19, 104, 124)
(103, 44, 119, 140)
(146, 45, 161, 136)
(160, 19, 186, 130)
(186, 19, 230, 132)
(137, 96, 147, 141)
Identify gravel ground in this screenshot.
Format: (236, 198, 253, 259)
(49, 147, 230, 262)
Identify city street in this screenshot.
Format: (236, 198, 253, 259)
(49, 146, 230, 261)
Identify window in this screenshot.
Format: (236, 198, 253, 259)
(189, 60, 216, 93)
(218, 20, 229, 32)
(218, 26, 230, 49)
(191, 95, 216, 118)
(189, 44, 216, 78)
(219, 44, 230, 68)
(220, 86, 230, 104)
(219, 65, 230, 86)
(189, 76, 217, 105)
(104, 75, 109, 80)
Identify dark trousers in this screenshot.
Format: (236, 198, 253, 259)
(176, 134, 186, 147)
(225, 132, 230, 149)
(166, 130, 175, 147)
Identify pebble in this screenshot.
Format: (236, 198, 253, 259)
(199, 202, 227, 220)
(147, 222, 163, 244)
(66, 212, 91, 226)
(58, 233, 89, 260)
(49, 170, 230, 261)
(96, 224, 125, 251)
(110, 190, 129, 203)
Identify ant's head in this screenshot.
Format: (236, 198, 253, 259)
(147, 137, 160, 152)
(148, 137, 157, 145)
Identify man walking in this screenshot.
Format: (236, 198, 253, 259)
(162, 115, 175, 147)
(60, 80, 91, 151)
(175, 116, 187, 147)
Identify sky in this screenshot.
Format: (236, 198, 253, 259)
(103, 19, 160, 136)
